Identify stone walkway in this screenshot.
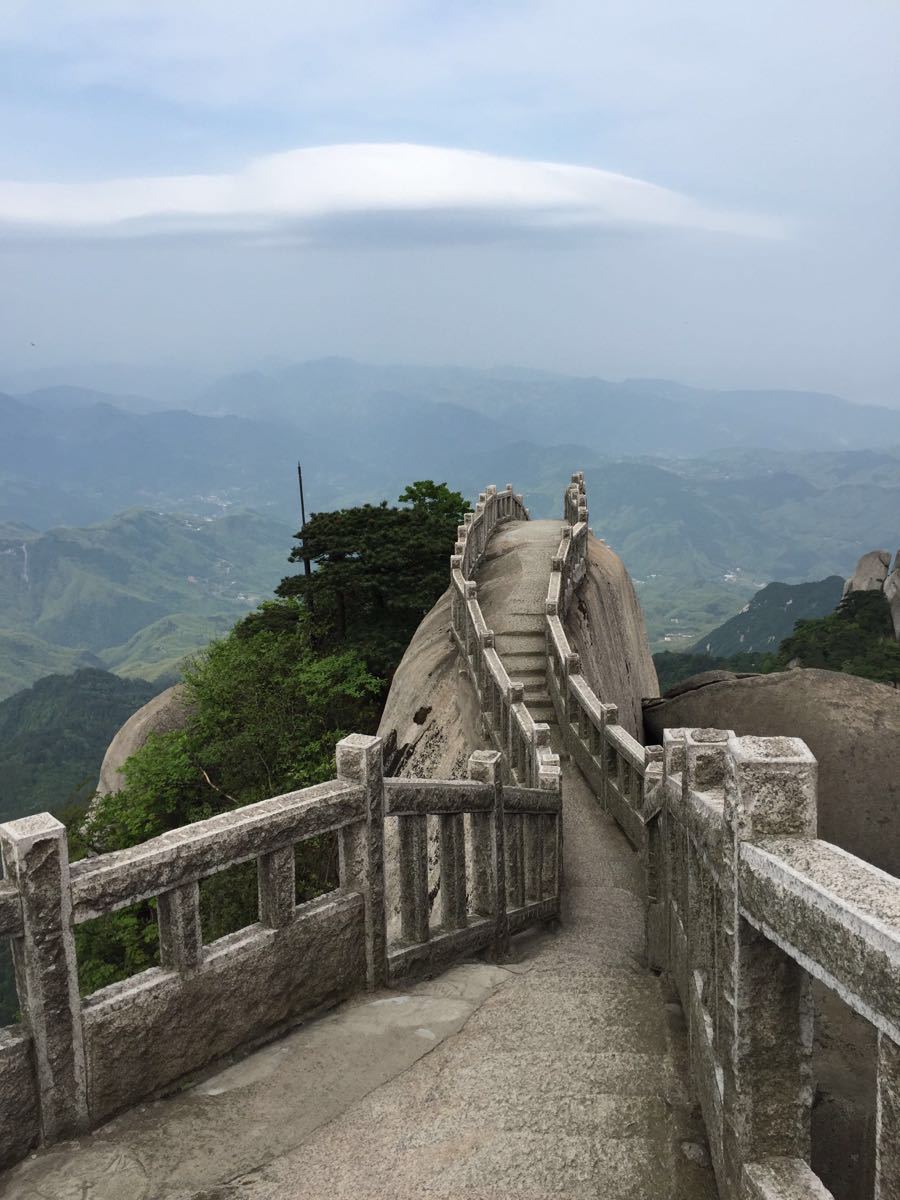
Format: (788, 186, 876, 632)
(2, 519, 718, 1200)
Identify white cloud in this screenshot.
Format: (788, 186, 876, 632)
(0, 143, 780, 243)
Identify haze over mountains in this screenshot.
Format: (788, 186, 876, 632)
(1, 357, 898, 674)
(0, 509, 291, 699)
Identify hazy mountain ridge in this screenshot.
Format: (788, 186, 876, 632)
(0, 509, 293, 698)
(692, 576, 846, 656)
(2, 359, 898, 654)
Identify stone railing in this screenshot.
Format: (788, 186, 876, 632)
(0, 733, 561, 1166)
(450, 482, 561, 790)
(646, 728, 900, 1200)
(546, 472, 654, 851)
(547, 471, 899, 1199)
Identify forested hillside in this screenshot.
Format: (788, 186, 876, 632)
(0, 510, 292, 698)
(0, 669, 160, 824)
(693, 576, 845, 656)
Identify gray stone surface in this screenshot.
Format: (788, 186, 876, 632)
(97, 684, 192, 795)
(644, 668, 900, 878)
(83, 891, 366, 1123)
(0, 963, 511, 1199)
(841, 549, 891, 597)
(885, 557, 900, 639)
(0, 1028, 39, 1169)
(186, 762, 716, 1199)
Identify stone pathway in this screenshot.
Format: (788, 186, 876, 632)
(1, 518, 718, 1200)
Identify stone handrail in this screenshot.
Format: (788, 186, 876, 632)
(0, 733, 561, 1166)
(547, 471, 900, 1199)
(546, 472, 654, 850)
(641, 728, 900, 1199)
(450, 482, 561, 791)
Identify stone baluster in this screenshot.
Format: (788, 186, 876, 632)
(158, 882, 203, 971)
(257, 848, 295, 929)
(397, 811, 429, 946)
(0, 814, 88, 1140)
(721, 735, 817, 1196)
(439, 811, 467, 930)
(468, 751, 509, 958)
(600, 702, 619, 809)
(876, 1031, 899, 1200)
(337, 734, 387, 990)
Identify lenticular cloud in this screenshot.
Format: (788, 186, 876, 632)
(0, 143, 779, 242)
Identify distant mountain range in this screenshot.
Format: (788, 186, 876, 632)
(0, 668, 160, 825)
(692, 576, 846, 656)
(1, 358, 898, 654)
(0, 509, 293, 699)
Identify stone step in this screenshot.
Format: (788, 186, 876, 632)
(501, 652, 546, 674)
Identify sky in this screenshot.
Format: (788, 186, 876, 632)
(0, 1, 898, 404)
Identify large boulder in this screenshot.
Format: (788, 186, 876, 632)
(644, 668, 900, 876)
(885, 551, 900, 639)
(565, 534, 659, 738)
(842, 549, 891, 597)
(378, 588, 488, 780)
(97, 683, 192, 795)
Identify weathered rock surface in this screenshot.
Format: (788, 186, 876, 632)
(378, 587, 487, 781)
(885, 551, 900, 638)
(842, 548, 891, 597)
(97, 684, 191, 795)
(566, 533, 659, 737)
(644, 667, 900, 877)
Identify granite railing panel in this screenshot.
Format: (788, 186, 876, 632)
(544, 471, 654, 853)
(640, 729, 900, 1200)
(544, 472, 899, 1200)
(449, 482, 561, 792)
(0, 733, 560, 1166)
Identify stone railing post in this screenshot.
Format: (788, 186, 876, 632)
(337, 734, 387, 990)
(0, 814, 88, 1140)
(876, 1030, 899, 1199)
(157, 882, 203, 971)
(642, 745, 666, 970)
(468, 750, 508, 958)
(721, 735, 817, 1197)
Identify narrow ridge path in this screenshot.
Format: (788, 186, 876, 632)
(211, 520, 716, 1198)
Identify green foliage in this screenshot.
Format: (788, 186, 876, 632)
(277, 482, 470, 679)
(0, 668, 160, 825)
(773, 590, 899, 683)
(0, 509, 293, 699)
(71, 597, 382, 998)
(654, 589, 899, 693)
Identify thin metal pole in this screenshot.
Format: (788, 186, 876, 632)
(297, 462, 312, 579)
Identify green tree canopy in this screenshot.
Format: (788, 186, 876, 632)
(774, 589, 899, 682)
(275, 481, 470, 678)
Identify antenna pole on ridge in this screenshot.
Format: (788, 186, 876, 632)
(297, 461, 312, 580)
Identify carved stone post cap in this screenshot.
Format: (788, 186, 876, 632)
(0, 812, 65, 852)
(457, 524, 467, 539)
(486, 484, 497, 495)
(336, 733, 383, 780)
(603, 702, 619, 724)
(662, 728, 688, 781)
(683, 727, 735, 797)
(505, 483, 514, 491)
(725, 733, 817, 838)
(509, 682, 525, 703)
(464, 580, 478, 598)
(533, 722, 551, 746)
(450, 554, 462, 569)
(545, 598, 559, 616)
(464, 511, 475, 525)
(468, 749, 502, 783)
